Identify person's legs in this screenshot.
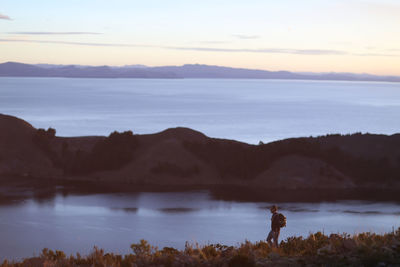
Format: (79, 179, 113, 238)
(267, 230, 274, 245)
(273, 230, 280, 247)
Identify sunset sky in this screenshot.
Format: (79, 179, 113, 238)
(1, 0, 399, 75)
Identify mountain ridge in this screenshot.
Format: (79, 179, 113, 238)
(1, 61, 399, 82)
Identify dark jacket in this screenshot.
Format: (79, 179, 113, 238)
(271, 212, 280, 231)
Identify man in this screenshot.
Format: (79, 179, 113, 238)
(267, 205, 280, 247)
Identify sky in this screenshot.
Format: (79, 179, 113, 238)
(1, 0, 400, 75)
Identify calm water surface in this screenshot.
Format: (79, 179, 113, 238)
(0, 191, 399, 260)
(1, 78, 399, 143)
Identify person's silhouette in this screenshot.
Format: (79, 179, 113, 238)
(267, 205, 280, 247)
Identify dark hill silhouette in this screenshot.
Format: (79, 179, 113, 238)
(1, 62, 400, 82)
(0, 62, 46, 76)
(1, 114, 399, 201)
(0, 62, 178, 78)
(150, 64, 304, 79)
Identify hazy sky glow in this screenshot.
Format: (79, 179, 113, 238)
(1, 0, 400, 75)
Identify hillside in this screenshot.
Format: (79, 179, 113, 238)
(1, 114, 400, 201)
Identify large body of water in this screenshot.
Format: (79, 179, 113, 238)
(1, 78, 400, 260)
(1, 191, 399, 260)
(0, 78, 399, 143)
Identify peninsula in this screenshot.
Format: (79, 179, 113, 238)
(1, 114, 399, 202)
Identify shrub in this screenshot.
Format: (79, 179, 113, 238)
(32, 128, 61, 166)
(228, 254, 255, 267)
(65, 130, 139, 174)
(2, 229, 400, 266)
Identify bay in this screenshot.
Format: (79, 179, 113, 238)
(0, 191, 399, 260)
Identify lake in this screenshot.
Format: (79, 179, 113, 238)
(1, 78, 400, 260)
(0, 78, 399, 143)
(0, 191, 399, 261)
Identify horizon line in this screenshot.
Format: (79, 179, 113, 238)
(1, 61, 400, 78)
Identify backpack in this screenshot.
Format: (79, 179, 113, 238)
(277, 213, 287, 228)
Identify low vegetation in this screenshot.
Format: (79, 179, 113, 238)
(184, 134, 400, 184)
(2, 229, 400, 266)
(32, 127, 58, 161)
(30, 125, 400, 189)
(33, 129, 139, 175)
(64, 130, 138, 174)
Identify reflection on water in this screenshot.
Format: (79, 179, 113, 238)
(0, 191, 399, 260)
(341, 210, 400, 215)
(110, 207, 138, 213)
(158, 207, 200, 213)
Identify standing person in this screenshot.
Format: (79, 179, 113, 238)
(267, 205, 282, 247)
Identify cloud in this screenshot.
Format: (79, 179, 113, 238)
(356, 0, 400, 18)
(165, 46, 347, 55)
(0, 38, 398, 57)
(354, 52, 400, 57)
(8, 32, 102, 35)
(198, 41, 231, 44)
(0, 38, 150, 48)
(0, 13, 11, 20)
(232, 34, 260, 39)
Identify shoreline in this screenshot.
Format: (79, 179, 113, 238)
(2, 177, 400, 204)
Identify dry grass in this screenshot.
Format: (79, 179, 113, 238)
(2, 228, 400, 266)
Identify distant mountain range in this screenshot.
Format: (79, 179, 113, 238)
(1, 61, 399, 82)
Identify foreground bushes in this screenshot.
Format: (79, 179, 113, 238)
(2, 229, 400, 266)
